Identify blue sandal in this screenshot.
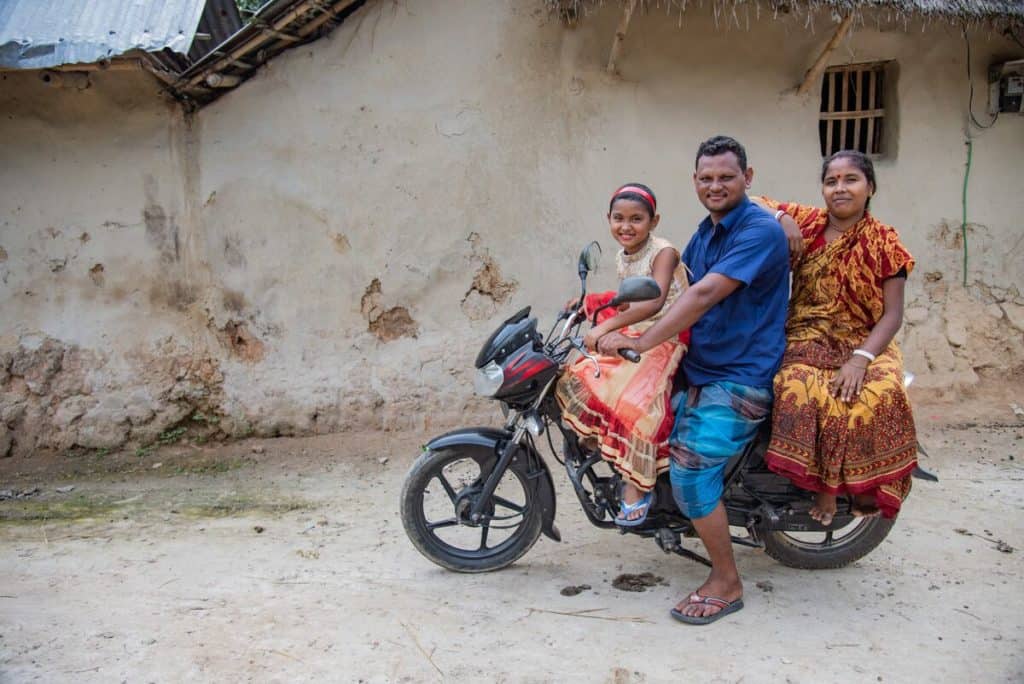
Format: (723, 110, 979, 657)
(615, 488, 654, 527)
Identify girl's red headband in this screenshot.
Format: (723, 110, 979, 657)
(611, 185, 656, 212)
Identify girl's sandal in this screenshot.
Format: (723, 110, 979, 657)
(615, 489, 654, 528)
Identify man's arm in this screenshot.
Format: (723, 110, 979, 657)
(596, 273, 742, 356)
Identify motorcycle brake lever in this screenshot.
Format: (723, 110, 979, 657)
(573, 342, 601, 379)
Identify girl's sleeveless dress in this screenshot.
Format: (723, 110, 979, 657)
(555, 236, 690, 492)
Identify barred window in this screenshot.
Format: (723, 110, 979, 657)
(819, 62, 891, 157)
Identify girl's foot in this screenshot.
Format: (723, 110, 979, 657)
(810, 491, 837, 526)
(851, 494, 880, 517)
(619, 482, 647, 522)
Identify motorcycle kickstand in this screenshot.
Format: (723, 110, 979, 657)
(654, 528, 712, 568)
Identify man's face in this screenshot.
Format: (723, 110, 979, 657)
(693, 152, 753, 218)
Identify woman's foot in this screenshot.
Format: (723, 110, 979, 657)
(810, 491, 837, 526)
(851, 494, 880, 517)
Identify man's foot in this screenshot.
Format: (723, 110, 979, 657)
(670, 593, 744, 625)
(851, 494, 880, 518)
(810, 491, 837, 526)
(580, 436, 599, 452)
(671, 576, 743, 623)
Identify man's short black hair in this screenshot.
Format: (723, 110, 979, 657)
(695, 135, 748, 171)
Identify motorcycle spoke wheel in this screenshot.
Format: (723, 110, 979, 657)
(407, 450, 539, 567)
(763, 515, 895, 570)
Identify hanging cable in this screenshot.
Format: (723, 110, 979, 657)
(961, 139, 972, 288)
(963, 26, 999, 130)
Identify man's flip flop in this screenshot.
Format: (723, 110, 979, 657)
(615, 489, 654, 528)
(670, 593, 744, 625)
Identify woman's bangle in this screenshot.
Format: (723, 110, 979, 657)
(851, 349, 876, 363)
(774, 209, 786, 221)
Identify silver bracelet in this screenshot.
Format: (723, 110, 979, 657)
(774, 209, 786, 221)
(851, 349, 876, 363)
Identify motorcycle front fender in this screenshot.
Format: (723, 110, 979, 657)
(426, 427, 561, 542)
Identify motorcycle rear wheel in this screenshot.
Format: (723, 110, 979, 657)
(763, 516, 895, 569)
(400, 447, 544, 573)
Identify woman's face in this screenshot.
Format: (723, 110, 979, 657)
(608, 198, 658, 253)
(822, 157, 874, 220)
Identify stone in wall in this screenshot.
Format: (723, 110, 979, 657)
(0, 335, 228, 457)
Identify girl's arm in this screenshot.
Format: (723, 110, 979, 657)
(583, 247, 678, 351)
(829, 276, 906, 403)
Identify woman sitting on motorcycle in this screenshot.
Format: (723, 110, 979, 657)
(755, 150, 917, 525)
(555, 183, 690, 526)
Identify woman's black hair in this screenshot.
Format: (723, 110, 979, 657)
(822, 150, 877, 209)
(609, 182, 657, 218)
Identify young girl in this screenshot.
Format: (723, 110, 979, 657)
(555, 183, 691, 526)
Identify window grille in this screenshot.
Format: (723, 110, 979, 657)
(819, 62, 890, 157)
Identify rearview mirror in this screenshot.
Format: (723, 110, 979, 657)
(611, 276, 661, 305)
(578, 241, 602, 277)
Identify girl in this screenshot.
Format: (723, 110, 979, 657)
(555, 183, 690, 526)
(756, 151, 917, 525)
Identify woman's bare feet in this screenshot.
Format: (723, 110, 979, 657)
(810, 491, 837, 526)
(851, 494, 880, 517)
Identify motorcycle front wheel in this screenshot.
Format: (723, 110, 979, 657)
(762, 516, 895, 569)
(400, 446, 544, 573)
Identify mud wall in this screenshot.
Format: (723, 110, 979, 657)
(1, 1, 1021, 457)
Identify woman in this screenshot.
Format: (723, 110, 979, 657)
(757, 150, 917, 525)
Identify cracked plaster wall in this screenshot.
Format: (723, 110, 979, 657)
(1, 0, 1022, 456)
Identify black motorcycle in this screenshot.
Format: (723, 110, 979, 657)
(400, 242, 935, 573)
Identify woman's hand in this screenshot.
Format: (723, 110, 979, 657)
(830, 357, 869, 403)
(779, 214, 805, 262)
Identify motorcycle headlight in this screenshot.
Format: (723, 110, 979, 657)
(474, 361, 505, 397)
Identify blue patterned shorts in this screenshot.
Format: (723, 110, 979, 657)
(669, 381, 772, 519)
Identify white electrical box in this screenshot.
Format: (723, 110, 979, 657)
(989, 59, 1024, 114)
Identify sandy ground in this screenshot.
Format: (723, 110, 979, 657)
(1, 392, 1023, 683)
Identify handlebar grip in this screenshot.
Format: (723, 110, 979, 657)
(619, 349, 641, 363)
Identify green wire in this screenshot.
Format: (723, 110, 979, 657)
(961, 139, 972, 287)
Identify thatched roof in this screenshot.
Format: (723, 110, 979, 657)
(549, 0, 1024, 24)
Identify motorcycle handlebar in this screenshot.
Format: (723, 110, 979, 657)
(619, 349, 641, 363)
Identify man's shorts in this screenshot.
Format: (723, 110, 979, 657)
(669, 380, 772, 519)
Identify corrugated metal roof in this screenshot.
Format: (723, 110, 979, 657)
(0, 0, 209, 70)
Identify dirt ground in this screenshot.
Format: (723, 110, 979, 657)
(1, 388, 1023, 683)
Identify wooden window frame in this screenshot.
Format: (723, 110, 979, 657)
(819, 61, 894, 159)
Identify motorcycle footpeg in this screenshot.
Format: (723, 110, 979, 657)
(654, 527, 681, 554)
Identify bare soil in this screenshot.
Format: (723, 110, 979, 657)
(1, 390, 1023, 683)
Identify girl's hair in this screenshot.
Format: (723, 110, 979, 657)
(609, 183, 657, 218)
(821, 150, 877, 209)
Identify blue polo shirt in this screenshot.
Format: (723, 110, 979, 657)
(680, 196, 790, 388)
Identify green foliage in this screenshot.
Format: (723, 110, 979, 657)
(236, 0, 266, 18)
(157, 427, 187, 445)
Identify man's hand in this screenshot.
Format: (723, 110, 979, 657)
(779, 214, 804, 262)
(596, 331, 639, 357)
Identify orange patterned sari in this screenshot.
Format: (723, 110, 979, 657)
(758, 198, 917, 518)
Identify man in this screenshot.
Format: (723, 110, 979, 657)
(597, 135, 790, 625)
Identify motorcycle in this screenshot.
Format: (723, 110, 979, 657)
(400, 242, 936, 573)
